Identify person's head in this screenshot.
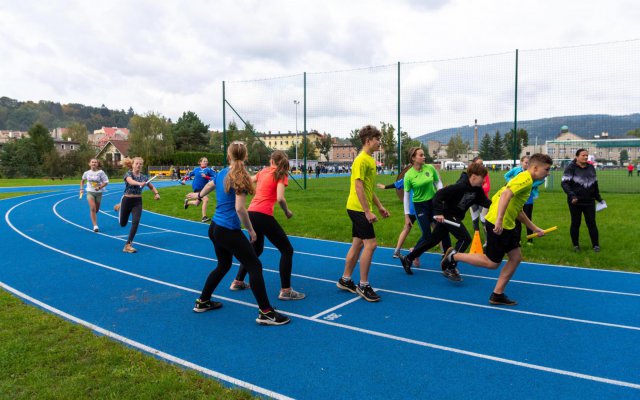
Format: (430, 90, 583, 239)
(270, 150, 289, 181)
(199, 157, 209, 168)
(122, 157, 143, 172)
(407, 147, 425, 166)
(359, 125, 382, 151)
(520, 155, 530, 169)
(471, 156, 483, 165)
(527, 153, 553, 181)
(467, 162, 488, 186)
(575, 149, 589, 165)
(88, 158, 101, 170)
(225, 141, 254, 195)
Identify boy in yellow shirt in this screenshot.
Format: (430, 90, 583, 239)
(441, 153, 553, 305)
(337, 125, 390, 302)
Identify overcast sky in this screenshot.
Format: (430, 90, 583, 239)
(1, 0, 638, 137)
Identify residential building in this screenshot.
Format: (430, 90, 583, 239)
(95, 140, 130, 167)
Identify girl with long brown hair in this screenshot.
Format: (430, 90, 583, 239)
(230, 150, 304, 300)
(187, 142, 290, 325)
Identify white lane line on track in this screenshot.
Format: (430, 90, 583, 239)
(310, 296, 363, 319)
(0, 282, 294, 400)
(4, 204, 640, 392)
(49, 195, 640, 331)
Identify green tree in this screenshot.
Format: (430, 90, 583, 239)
(478, 133, 492, 160)
(380, 122, 397, 168)
(128, 113, 174, 164)
(503, 128, 529, 160)
(287, 137, 318, 162)
(173, 111, 209, 151)
(0, 138, 39, 177)
(348, 128, 362, 152)
(620, 149, 629, 164)
(491, 130, 506, 160)
(626, 128, 640, 137)
(446, 133, 469, 161)
(315, 131, 333, 162)
(399, 131, 428, 165)
(28, 123, 54, 164)
(63, 122, 90, 148)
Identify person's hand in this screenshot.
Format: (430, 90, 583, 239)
(140, 181, 147, 188)
(248, 228, 257, 243)
(285, 210, 293, 219)
(379, 207, 390, 218)
(376, 183, 385, 189)
(186, 192, 199, 200)
(571, 197, 578, 204)
(404, 214, 413, 227)
(154, 193, 160, 200)
(434, 214, 444, 223)
(365, 210, 378, 223)
(493, 220, 503, 235)
(533, 227, 545, 237)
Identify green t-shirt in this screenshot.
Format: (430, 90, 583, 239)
(485, 170, 533, 230)
(403, 164, 440, 202)
(346, 151, 376, 212)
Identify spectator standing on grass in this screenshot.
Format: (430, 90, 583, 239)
(561, 149, 603, 253)
(336, 125, 390, 302)
(80, 158, 109, 233)
(628, 163, 634, 177)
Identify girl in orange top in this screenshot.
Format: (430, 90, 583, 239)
(230, 151, 305, 300)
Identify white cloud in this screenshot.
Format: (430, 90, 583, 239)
(1, 0, 638, 137)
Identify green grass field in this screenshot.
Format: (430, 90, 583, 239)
(1, 175, 637, 399)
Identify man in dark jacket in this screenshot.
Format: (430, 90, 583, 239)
(400, 162, 491, 279)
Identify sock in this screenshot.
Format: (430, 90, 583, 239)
(342, 276, 352, 282)
(359, 281, 369, 288)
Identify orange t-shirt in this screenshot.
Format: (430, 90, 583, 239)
(248, 166, 288, 216)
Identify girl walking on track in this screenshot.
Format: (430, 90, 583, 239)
(80, 158, 109, 232)
(116, 157, 160, 253)
(230, 150, 305, 301)
(187, 142, 290, 326)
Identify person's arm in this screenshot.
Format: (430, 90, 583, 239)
(97, 172, 109, 190)
(517, 210, 544, 236)
(372, 192, 389, 218)
(482, 174, 490, 194)
(147, 182, 160, 200)
(186, 180, 215, 204)
(125, 176, 146, 188)
(235, 192, 257, 242)
(80, 177, 86, 195)
(355, 179, 377, 223)
(560, 164, 577, 201)
(492, 188, 513, 234)
(276, 182, 293, 218)
(592, 169, 603, 203)
(434, 169, 444, 190)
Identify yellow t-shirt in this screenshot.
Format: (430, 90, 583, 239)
(485, 170, 533, 230)
(346, 151, 376, 212)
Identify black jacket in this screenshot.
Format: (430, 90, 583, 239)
(561, 160, 602, 205)
(432, 177, 492, 221)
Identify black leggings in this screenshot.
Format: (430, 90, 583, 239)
(569, 202, 599, 247)
(235, 212, 294, 289)
(119, 196, 142, 244)
(200, 222, 271, 310)
(407, 219, 471, 262)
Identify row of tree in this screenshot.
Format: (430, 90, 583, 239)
(444, 128, 529, 161)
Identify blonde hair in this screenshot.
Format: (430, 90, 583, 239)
(224, 142, 255, 195)
(122, 157, 143, 170)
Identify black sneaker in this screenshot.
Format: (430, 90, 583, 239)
(593, 245, 601, 253)
(574, 245, 580, 252)
(193, 299, 223, 313)
(489, 292, 518, 306)
(441, 247, 457, 271)
(356, 284, 380, 302)
(442, 267, 463, 282)
(256, 309, 291, 326)
(201, 216, 211, 223)
(184, 198, 189, 210)
(337, 277, 357, 293)
(399, 255, 413, 275)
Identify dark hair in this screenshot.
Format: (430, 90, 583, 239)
(575, 148, 588, 157)
(397, 165, 412, 181)
(271, 150, 289, 182)
(471, 156, 483, 164)
(359, 125, 381, 145)
(467, 162, 488, 177)
(529, 153, 553, 166)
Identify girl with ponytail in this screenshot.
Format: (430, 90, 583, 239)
(230, 150, 304, 301)
(187, 142, 290, 325)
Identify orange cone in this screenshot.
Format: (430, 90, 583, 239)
(469, 230, 484, 254)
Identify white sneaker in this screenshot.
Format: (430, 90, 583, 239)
(93, 226, 99, 232)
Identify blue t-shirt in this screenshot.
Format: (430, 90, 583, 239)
(188, 167, 217, 191)
(123, 171, 148, 195)
(394, 179, 415, 215)
(213, 168, 241, 230)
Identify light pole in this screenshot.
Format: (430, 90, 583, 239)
(293, 100, 299, 169)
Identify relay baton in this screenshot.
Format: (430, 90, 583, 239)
(526, 226, 557, 240)
(79, 192, 83, 199)
(435, 218, 461, 228)
(146, 175, 158, 184)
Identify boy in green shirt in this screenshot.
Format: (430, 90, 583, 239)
(441, 153, 553, 306)
(337, 125, 390, 302)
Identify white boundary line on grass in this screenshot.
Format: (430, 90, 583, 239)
(5, 196, 640, 391)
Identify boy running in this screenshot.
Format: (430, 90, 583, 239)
(399, 162, 491, 278)
(337, 125, 390, 302)
(441, 153, 553, 306)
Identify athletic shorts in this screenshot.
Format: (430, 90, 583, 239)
(86, 191, 103, 202)
(485, 221, 520, 264)
(347, 209, 375, 240)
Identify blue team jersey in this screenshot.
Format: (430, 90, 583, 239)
(213, 168, 241, 230)
(189, 167, 216, 191)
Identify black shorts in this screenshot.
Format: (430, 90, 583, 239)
(347, 209, 375, 240)
(485, 221, 520, 264)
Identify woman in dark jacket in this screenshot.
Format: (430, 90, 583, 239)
(561, 149, 603, 252)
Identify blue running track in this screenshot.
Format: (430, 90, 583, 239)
(1, 185, 640, 399)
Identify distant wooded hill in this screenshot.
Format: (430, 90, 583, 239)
(415, 114, 640, 144)
(0, 97, 135, 132)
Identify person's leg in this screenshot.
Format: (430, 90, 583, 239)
(119, 197, 132, 227)
(394, 221, 413, 254)
(568, 203, 582, 248)
(201, 195, 209, 219)
(343, 237, 363, 280)
(582, 203, 599, 248)
(126, 199, 143, 244)
(470, 204, 480, 231)
(234, 212, 266, 285)
(358, 238, 377, 283)
(523, 203, 534, 240)
(413, 201, 434, 247)
(87, 195, 98, 227)
(199, 223, 234, 301)
(261, 216, 294, 290)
